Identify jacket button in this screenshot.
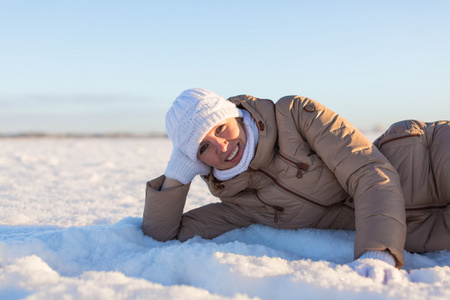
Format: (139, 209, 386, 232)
(258, 121, 265, 131)
(303, 104, 316, 112)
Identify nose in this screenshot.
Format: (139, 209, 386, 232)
(211, 137, 228, 152)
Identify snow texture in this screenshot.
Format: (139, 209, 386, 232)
(1, 137, 449, 300)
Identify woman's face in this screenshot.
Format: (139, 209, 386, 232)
(197, 118, 247, 170)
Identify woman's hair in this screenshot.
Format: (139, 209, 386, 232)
(236, 117, 245, 129)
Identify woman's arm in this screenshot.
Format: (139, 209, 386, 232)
(142, 175, 253, 242)
(142, 175, 191, 241)
(160, 177, 183, 190)
(276, 95, 407, 268)
(142, 145, 210, 241)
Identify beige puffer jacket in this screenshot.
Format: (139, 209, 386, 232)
(143, 95, 450, 268)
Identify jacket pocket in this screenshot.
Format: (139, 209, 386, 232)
(278, 151, 309, 178)
(374, 120, 424, 149)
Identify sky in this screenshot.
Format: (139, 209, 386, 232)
(0, 0, 449, 134)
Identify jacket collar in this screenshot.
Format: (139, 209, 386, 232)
(227, 95, 277, 171)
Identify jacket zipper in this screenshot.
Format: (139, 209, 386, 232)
(253, 191, 284, 223)
(378, 133, 421, 148)
(248, 166, 331, 217)
(278, 152, 309, 178)
(405, 201, 450, 211)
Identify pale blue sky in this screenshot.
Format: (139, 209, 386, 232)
(1, 0, 449, 134)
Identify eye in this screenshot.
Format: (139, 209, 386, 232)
(215, 124, 225, 135)
(198, 143, 208, 155)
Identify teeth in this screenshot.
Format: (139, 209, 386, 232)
(226, 145, 239, 161)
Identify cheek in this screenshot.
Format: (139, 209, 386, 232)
(200, 152, 217, 165)
(230, 125, 243, 139)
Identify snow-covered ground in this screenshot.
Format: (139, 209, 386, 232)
(1, 136, 449, 300)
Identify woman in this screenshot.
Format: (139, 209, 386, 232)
(142, 88, 450, 274)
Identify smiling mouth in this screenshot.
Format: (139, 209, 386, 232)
(226, 145, 239, 161)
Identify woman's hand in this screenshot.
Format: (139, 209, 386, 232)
(164, 147, 211, 184)
(348, 250, 410, 283)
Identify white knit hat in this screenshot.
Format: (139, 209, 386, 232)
(165, 88, 242, 162)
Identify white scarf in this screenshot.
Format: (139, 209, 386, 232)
(213, 109, 258, 181)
